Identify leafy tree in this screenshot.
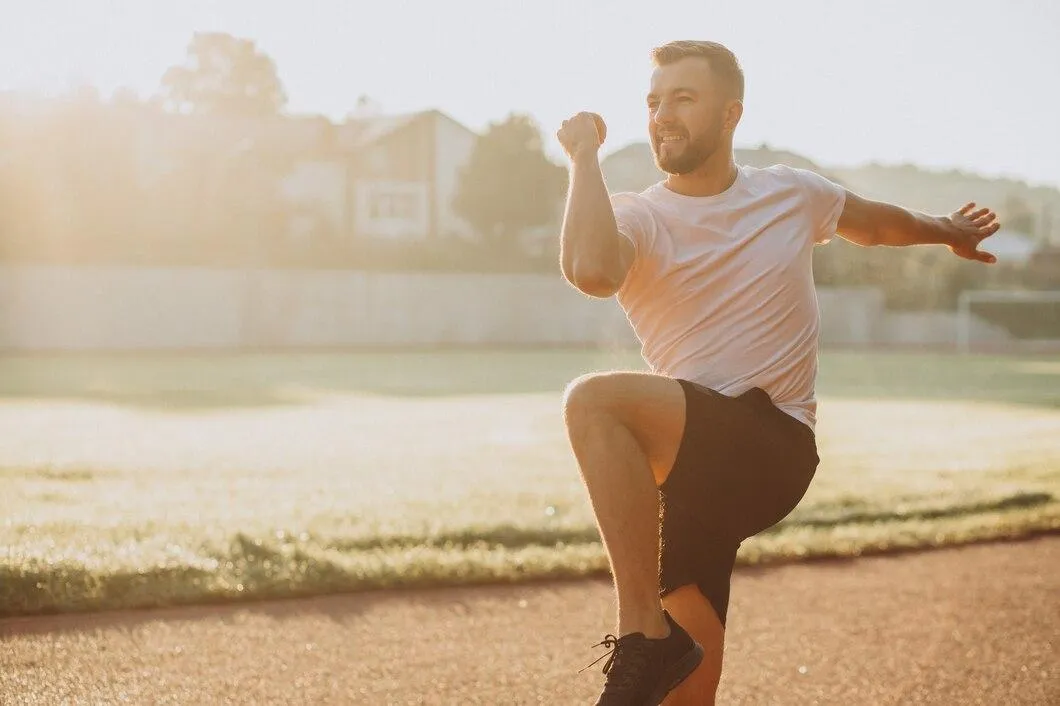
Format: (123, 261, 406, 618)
(1001, 193, 1035, 235)
(453, 113, 567, 251)
(160, 32, 286, 117)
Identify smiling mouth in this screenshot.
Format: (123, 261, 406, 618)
(658, 134, 685, 145)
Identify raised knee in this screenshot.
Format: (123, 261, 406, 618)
(562, 373, 616, 423)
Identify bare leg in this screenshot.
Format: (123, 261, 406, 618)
(661, 586, 726, 705)
(563, 372, 686, 638)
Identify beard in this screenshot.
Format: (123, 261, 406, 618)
(651, 125, 722, 176)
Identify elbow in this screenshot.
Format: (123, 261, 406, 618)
(575, 277, 621, 299)
(561, 257, 623, 298)
(568, 265, 623, 298)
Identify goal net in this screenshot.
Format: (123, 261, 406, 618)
(956, 290, 1060, 353)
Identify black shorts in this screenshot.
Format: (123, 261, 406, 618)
(658, 380, 819, 627)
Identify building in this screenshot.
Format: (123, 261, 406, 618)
(109, 104, 481, 245)
(279, 110, 479, 244)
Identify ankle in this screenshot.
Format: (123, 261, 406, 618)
(617, 608, 669, 640)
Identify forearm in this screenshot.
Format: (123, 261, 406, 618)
(559, 155, 625, 295)
(871, 202, 955, 248)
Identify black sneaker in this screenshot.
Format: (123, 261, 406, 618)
(580, 610, 704, 705)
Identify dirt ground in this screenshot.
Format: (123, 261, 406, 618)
(2, 536, 1057, 705)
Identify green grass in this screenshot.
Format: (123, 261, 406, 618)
(1, 349, 1059, 617)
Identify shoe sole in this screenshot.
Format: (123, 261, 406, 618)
(647, 642, 705, 705)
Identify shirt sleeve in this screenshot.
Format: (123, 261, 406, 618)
(610, 192, 653, 256)
(791, 168, 847, 245)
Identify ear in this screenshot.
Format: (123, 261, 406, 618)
(723, 99, 743, 133)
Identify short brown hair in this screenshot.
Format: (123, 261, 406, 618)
(650, 41, 744, 100)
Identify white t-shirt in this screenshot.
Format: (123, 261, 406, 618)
(611, 163, 846, 431)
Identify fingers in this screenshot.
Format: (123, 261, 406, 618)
(556, 111, 605, 153)
(956, 245, 997, 264)
(979, 220, 1001, 237)
(564, 111, 598, 127)
(973, 211, 998, 228)
(954, 202, 1001, 235)
(576, 111, 606, 143)
(591, 113, 607, 144)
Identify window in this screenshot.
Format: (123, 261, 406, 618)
(356, 181, 429, 239)
(369, 192, 420, 220)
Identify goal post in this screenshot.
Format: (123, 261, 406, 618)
(956, 289, 1060, 353)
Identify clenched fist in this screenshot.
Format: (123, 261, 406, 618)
(557, 112, 607, 161)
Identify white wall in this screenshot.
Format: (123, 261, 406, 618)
(815, 287, 886, 345)
(0, 266, 1010, 352)
(0, 265, 634, 351)
(883, 311, 1012, 346)
(0, 266, 246, 350)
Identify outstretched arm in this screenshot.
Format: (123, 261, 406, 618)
(835, 191, 1001, 264)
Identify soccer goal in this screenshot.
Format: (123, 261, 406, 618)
(956, 290, 1060, 353)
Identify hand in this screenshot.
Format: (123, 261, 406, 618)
(946, 202, 1001, 263)
(557, 112, 607, 162)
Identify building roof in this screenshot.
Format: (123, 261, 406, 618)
(335, 109, 476, 151)
(337, 112, 422, 149)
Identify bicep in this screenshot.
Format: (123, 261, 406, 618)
(835, 189, 884, 247)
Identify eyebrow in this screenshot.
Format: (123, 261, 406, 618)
(647, 87, 699, 100)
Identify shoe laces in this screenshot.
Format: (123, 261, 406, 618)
(579, 633, 654, 691)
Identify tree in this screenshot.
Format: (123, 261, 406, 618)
(453, 114, 567, 252)
(160, 32, 286, 117)
(1001, 193, 1035, 235)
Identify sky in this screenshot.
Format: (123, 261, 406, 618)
(2, 0, 1059, 188)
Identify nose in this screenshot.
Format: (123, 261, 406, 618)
(652, 99, 677, 126)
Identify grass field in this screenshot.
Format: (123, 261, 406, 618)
(2, 348, 1059, 617)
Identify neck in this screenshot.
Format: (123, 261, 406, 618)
(663, 145, 737, 197)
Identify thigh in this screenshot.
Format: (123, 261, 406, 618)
(662, 381, 818, 540)
(562, 371, 687, 486)
(657, 381, 817, 624)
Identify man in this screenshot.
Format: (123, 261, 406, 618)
(556, 40, 1000, 706)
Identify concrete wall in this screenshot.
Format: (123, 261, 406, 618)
(0, 265, 1003, 352)
(0, 265, 635, 351)
(815, 287, 886, 345)
(882, 310, 1012, 347)
(0, 266, 246, 350)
